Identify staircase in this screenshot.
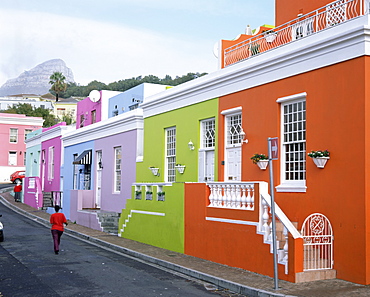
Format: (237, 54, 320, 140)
(97, 212, 120, 235)
(42, 192, 53, 209)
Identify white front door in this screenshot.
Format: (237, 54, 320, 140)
(95, 151, 102, 208)
(225, 146, 241, 181)
(198, 150, 215, 182)
(96, 169, 102, 208)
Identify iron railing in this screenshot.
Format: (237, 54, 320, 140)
(224, 0, 368, 67)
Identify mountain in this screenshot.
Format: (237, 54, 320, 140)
(0, 59, 75, 96)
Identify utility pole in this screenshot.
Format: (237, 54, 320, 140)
(268, 137, 279, 290)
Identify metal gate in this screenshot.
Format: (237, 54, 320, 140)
(301, 213, 333, 271)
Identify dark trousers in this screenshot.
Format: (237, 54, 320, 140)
(14, 192, 21, 202)
(51, 230, 63, 252)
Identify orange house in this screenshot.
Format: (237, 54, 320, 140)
(185, 0, 370, 284)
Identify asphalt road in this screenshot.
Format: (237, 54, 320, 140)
(0, 197, 244, 297)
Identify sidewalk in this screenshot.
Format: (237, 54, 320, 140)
(0, 189, 369, 297)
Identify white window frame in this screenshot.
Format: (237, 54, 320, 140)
(25, 129, 32, 141)
(8, 151, 17, 166)
(10, 128, 18, 143)
(201, 118, 216, 149)
(199, 118, 216, 182)
(276, 93, 307, 193)
(114, 147, 122, 193)
(48, 146, 54, 181)
(165, 127, 176, 183)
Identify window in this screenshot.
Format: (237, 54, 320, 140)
(8, 151, 17, 166)
(48, 147, 54, 181)
(226, 114, 242, 146)
(276, 93, 306, 192)
(57, 108, 66, 116)
(114, 147, 122, 192)
(201, 119, 215, 149)
(165, 127, 176, 182)
(10, 128, 18, 143)
(199, 119, 215, 182)
(25, 129, 32, 141)
(80, 114, 85, 128)
(91, 110, 96, 124)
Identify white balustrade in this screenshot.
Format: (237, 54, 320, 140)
(224, 0, 366, 67)
(207, 182, 255, 210)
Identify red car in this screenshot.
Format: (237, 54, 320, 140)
(10, 171, 25, 184)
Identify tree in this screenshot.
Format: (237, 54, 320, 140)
(1, 103, 59, 128)
(49, 72, 67, 102)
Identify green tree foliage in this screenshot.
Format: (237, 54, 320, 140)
(1, 103, 59, 128)
(49, 72, 67, 102)
(62, 72, 207, 98)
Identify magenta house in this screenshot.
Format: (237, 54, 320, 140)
(76, 90, 121, 129)
(24, 122, 74, 210)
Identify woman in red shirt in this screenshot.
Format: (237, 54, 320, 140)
(14, 182, 22, 202)
(50, 205, 68, 255)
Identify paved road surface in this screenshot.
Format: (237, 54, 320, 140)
(0, 202, 245, 297)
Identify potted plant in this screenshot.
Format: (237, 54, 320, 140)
(146, 190, 153, 200)
(175, 164, 186, 174)
(135, 190, 142, 199)
(251, 153, 269, 170)
(308, 150, 330, 168)
(157, 191, 165, 201)
(149, 166, 159, 176)
(263, 29, 277, 43)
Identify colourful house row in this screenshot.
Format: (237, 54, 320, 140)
(24, 0, 370, 285)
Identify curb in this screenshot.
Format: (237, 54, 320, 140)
(0, 191, 293, 297)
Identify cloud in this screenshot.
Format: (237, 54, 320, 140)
(0, 9, 217, 86)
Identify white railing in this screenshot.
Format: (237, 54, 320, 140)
(207, 181, 302, 273)
(207, 182, 256, 210)
(224, 0, 368, 67)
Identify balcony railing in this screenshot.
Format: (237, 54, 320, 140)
(224, 0, 368, 67)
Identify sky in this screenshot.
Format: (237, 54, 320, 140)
(0, 0, 275, 86)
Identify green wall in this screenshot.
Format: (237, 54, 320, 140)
(119, 98, 218, 253)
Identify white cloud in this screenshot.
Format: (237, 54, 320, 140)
(0, 9, 217, 86)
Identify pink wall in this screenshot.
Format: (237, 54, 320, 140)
(76, 96, 102, 129)
(0, 113, 43, 167)
(23, 176, 42, 209)
(41, 136, 62, 192)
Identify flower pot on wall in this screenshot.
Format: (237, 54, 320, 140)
(149, 167, 159, 176)
(257, 160, 269, 170)
(312, 157, 329, 168)
(175, 165, 186, 174)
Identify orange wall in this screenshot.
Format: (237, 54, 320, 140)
(184, 183, 297, 281)
(276, 0, 335, 26)
(215, 57, 369, 284)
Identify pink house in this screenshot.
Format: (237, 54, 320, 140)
(0, 113, 43, 182)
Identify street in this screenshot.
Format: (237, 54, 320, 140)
(0, 192, 245, 297)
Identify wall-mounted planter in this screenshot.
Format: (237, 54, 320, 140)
(312, 157, 330, 169)
(149, 167, 159, 176)
(157, 192, 165, 201)
(264, 32, 277, 43)
(175, 165, 186, 174)
(257, 160, 269, 170)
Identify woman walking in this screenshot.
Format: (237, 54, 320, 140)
(50, 205, 68, 255)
